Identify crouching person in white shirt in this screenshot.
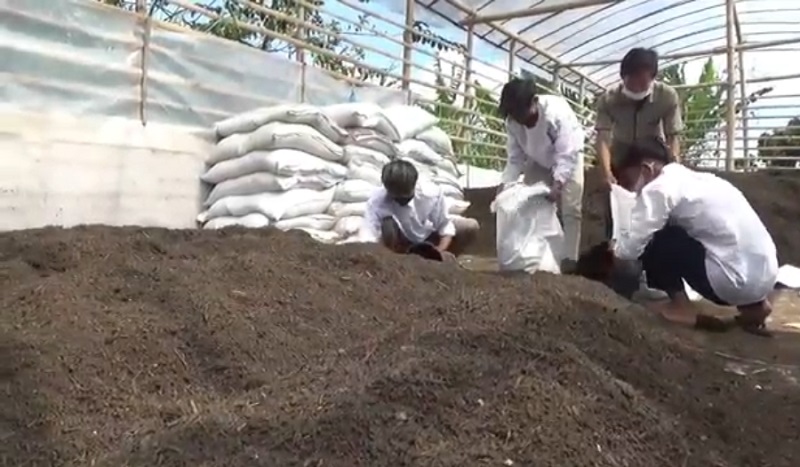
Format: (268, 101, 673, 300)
(498, 78, 585, 273)
(612, 138, 778, 336)
(358, 160, 479, 258)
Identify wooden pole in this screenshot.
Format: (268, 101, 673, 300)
(401, 0, 414, 91)
(724, 0, 736, 171)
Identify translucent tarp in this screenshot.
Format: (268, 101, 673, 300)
(0, 0, 409, 128)
(416, 0, 800, 89)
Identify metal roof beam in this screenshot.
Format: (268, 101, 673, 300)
(459, 0, 622, 25)
(440, 0, 606, 91)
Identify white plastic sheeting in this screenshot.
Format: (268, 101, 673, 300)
(0, 0, 411, 230)
(0, 0, 409, 127)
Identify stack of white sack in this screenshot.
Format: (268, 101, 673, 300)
(319, 103, 471, 243)
(197, 104, 348, 243)
(197, 102, 471, 244)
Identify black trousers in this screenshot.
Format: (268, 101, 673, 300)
(640, 225, 728, 306)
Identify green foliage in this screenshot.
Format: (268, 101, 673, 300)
(100, 0, 386, 82)
(757, 117, 800, 168)
(659, 58, 773, 166)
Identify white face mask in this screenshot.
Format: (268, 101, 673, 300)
(621, 82, 654, 101)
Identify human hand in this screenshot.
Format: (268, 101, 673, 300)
(546, 181, 563, 203)
(602, 169, 617, 189)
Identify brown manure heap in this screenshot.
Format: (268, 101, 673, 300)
(1, 226, 799, 466)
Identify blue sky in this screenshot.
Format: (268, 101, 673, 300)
(175, 0, 800, 157)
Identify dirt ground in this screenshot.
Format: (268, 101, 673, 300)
(0, 221, 799, 466)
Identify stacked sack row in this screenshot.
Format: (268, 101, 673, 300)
(197, 102, 470, 244)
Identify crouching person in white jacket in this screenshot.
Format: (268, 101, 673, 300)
(612, 138, 777, 336)
(358, 160, 479, 259)
(498, 78, 585, 273)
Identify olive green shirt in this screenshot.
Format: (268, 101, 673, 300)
(594, 82, 683, 164)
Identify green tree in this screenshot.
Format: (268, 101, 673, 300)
(659, 58, 773, 166)
(757, 117, 800, 168)
(99, 0, 387, 82)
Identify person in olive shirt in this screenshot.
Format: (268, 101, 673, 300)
(595, 47, 683, 194)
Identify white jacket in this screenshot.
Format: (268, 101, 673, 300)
(502, 94, 584, 185)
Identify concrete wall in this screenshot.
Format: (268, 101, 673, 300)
(0, 110, 212, 230)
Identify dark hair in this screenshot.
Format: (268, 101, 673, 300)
(499, 78, 537, 120)
(620, 48, 659, 78)
(381, 159, 418, 196)
(617, 137, 671, 169)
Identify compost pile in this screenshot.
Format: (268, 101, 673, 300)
(1, 226, 799, 467)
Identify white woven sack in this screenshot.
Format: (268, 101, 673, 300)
(439, 183, 463, 200)
(414, 126, 453, 156)
(299, 228, 342, 244)
(398, 139, 443, 165)
(203, 213, 270, 229)
(198, 187, 335, 223)
(327, 201, 367, 218)
(274, 214, 337, 231)
(348, 129, 400, 157)
(446, 198, 470, 215)
(244, 122, 345, 163)
(214, 104, 349, 143)
(201, 149, 347, 185)
(344, 145, 391, 167)
(204, 171, 339, 206)
(334, 179, 377, 203)
(321, 102, 385, 128)
(346, 159, 382, 186)
(379, 105, 438, 141)
(208, 133, 248, 165)
(333, 216, 363, 237)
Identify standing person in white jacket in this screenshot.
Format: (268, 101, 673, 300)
(498, 78, 585, 272)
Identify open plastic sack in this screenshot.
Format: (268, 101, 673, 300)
(609, 185, 701, 301)
(490, 182, 563, 274)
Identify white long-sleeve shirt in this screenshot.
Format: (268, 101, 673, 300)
(614, 163, 778, 305)
(502, 94, 585, 185)
(358, 181, 456, 244)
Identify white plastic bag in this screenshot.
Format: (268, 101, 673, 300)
(208, 133, 248, 164)
(244, 122, 345, 163)
(201, 149, 347, 184)
(328, 201, 367, 218)
(214, 104, 349, 143)
(397, 139, 443, 165)
(202, 213, 270, 229)
(333, 215, 364, 237)
(199, 187, 335, 222)
(414, 126, 453, 156)
(205, 171, 338, 206)
(610, 184, 636, 240)
(274, 214, 337, 231)
(491, 182, 563, 274)
(334, 179, 378, 203)
(379, 105, 438, 141)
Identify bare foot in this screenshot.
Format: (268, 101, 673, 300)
(650, 300, 697, 326)
(736, 300, 773, 337)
